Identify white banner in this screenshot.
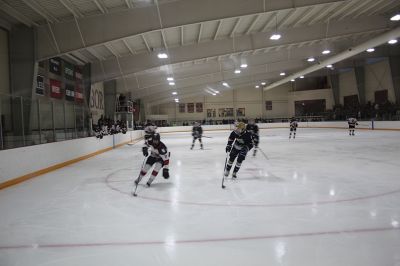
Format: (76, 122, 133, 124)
(89, 83, 104, 124)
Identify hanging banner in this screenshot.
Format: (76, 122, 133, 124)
(75, 66, 83, 81)
(50, 79, 62, 99)
(36, 75, 45, 95)
(75, 83, 84, 103)
(89, 83, 104, 122)
(49, 57, 61, 75)
(64, 61, 74, 80)
(65, 83, 75, 101)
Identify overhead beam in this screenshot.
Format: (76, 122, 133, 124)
(36, 0, 346, 59)
(123, 39, 136, 54)
(90, 16, 390, 83)
(141, 34, 151, 53)
(21, 0, 59, 23)
(264, 26, 400, 91)
(59, 0, 83, 18)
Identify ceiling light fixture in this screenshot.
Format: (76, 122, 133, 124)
(366, 48, 375, 52)
(322, 50, 331, 55)
(255, 85, 260, 88)
(167, 77, 174, 81)
(390, 14, 400, 21)
(307, 57, 315, 62)
(290, 79, 295, 82)
(169, 82, 175, 86)
(157, 53, 168, 59)
(172, 92, 177, 95)
(222, 82, 229, 87)
(269, 14, 281, 40)
(388, 39, 398, 44)
(300, 75, 304, 79)
(234, 69, 241, 74)
(280, 72, 286, 76)
(240, 64, 248, 68)
(326, 64, 333, 68)
(261, 82, 266, 85)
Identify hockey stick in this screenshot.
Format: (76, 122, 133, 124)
(258, 147, 269, 160)
(132, 155, 149, 197)
(202, 136, 213, 138)
(221, 152, 229, 189)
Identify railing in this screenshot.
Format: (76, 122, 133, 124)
(0, 93, 91, 150)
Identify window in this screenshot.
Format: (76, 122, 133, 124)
(179, 103, 185, 113)
(196, 103, 203, 113)
(187, 103, 194, 113)
(218, 108, 233, 117)
(236, 108, 245, 116)
(207, 109, 216, 117)
(265, 101, 272, 110)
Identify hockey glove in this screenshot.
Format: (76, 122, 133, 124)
(142, 147, 149, 157)
(163, 168, 170, 179)
(226, 145, 232, 153)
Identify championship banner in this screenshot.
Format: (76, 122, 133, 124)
(89, 83, 104, 122)
(50, 79, 62, 99)
(65, 83, 75, 101)
(75, 83, 84, 103)
(75, 66, 83, 81)
(64, 61, 74, 80)
(36, 75, 44, 95)
(49, 57, 61, 75)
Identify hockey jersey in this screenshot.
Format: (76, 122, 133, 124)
(192, 126, 203, 138)
(348, 118, 358, 127)
(290, 120, 298, 128)
(227, 130, 254, 151)
(144, 140, 170, 168)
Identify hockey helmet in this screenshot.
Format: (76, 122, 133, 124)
(152, 133, 161, 143)
(235, 122, 246, 133)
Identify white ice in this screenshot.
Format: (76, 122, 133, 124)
(0, 128, 400, 266)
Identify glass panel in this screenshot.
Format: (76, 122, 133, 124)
(40, 101, 54, 143)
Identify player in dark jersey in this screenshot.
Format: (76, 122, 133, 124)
(135, 133, 170, 187)
(191, 122, 203, 150)
(246, 119, 259, 156)
(224, 122, 254, 178)
(289, 117, 298, 139)
(347, 117, 358, 136)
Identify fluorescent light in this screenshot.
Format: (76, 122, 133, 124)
(167, 77, 174, 81)
(270, 34, 281, 40)
(322, 50, 331, 55)
(300, 75, 304, 79)
(290, 79, 295, 82)
(390, 14, 400, 21)
(280, 72, 286, 76)
(174, 98, 179, 101)
(240, 63, 248, 68)
(172, 92, 177, 95)
(215, 90, 220, 93)
(326, 64, 333, 68)
(212, 93, 216, 96)
(255, 85, 260, 88)
(234, 69, 241, 74)
(261, 82, 266, 85)
(222, 82, 229, 87)
(366, 48, 375, 52)
(157, 53, 168, 59)
(169, 82, 175, 86)
(307, 57, 315, 62)
(388, 39, 398, 44)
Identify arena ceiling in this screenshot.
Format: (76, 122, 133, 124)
(1, 0, 400, 105)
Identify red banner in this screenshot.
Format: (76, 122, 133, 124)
(75, 83, 84, 103)
(50, 79, 62, 99)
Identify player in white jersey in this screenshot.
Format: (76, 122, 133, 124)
(135, 133, 170, 187)
(289, 117, 298, 139)
(347, 117, 358, 136)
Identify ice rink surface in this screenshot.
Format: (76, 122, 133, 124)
(1, 128, 400, 266)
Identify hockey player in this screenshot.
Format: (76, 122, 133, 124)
(347, 117, 358, 136)
(289, 117, 298, 139)
(135, 133, 170, 187)
(224, 122, 253, 178)
(144, 121, 157, 144)
(246, 119, 259, 156)
(191, 122, 203, 150)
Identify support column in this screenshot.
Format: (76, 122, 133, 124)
(328, 73, 340, 106)
(354, 65, 366, 105)
(388, 55, 400, 104)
